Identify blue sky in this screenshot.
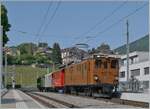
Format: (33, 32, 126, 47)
(3, 1, 149, 50)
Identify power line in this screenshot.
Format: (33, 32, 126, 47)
(37, 1, 61, 43)
(36, 2, 53, 37)
(12, 29, 37, 36)
(72, 1, 127, 45)
(11, 29, 66, 38)
(33, 2, 53, 42)
(84, 2, 148, 44)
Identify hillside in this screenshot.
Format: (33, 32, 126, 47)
(114, 34, 149, 54)
(5, 66, 48, 88)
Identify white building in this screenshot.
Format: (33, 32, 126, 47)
(119, 51, 150, 92)
(61, 47, 88, 65)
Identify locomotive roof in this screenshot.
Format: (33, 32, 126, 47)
(91, 53, 121, 59)
(44, 53, 120, 76)
(63, 53, 120, 67)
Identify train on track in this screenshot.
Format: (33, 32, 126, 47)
(37, 54, 120, 97)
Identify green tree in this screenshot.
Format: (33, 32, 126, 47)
(18, 43, 37, 55)
(52, 43, 62, 65)
(1, 4, 11, 46)
(20, 54, 36, 65)
(97, 43, 112, 54)
(34, 52, 52, 65)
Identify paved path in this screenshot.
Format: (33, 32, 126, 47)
(1, 89, 45, 108)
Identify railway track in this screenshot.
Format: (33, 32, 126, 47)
(25, 92, 80, 108)
(23, 91, 149, 108)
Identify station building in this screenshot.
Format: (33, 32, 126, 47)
(119, 51, 150, 93)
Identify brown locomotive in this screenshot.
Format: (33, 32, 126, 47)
(37, 53, 119, 97)
(64, 54, 119, 97)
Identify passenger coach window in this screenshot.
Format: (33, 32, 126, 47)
(95, 60, 101, 68)
(111, 60, 118, 68)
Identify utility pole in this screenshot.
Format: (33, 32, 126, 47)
(0, 25, 3, 105)
(12, 65, 16, 89)
(126, 20, 130, 82)
(4, 47, 7, 88)
(52, 63, 55, 71)
(20, 72, 22, 88)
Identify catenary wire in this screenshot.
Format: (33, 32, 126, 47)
(34, 2, 53, 41)
(37, 0, 61, 43)
(84, 3, 148, 44)
(72, 1, 128, 45)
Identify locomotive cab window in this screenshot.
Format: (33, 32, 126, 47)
(95, 59, 102, 68)
(111, 60, 118, 68)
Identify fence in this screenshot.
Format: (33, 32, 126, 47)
(119, 76, 148, 93)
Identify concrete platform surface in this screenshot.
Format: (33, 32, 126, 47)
(1, 89, 45, 108)
(121, 92, 150, 103)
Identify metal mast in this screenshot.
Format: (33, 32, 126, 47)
(0, 25, 3, 105)
(126, 20, 129, 82)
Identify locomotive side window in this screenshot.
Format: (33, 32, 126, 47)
(77, 65, 79, 71)
(111, 60, 118, 68)
(95, 59, 102, 68)
(103, 61, 107, 68)
(77, 65, 81, 71)
(84, 63, 87, 71)
(82, 64, 84, 78)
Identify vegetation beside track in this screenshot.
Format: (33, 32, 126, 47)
(5, 65, 48, 88)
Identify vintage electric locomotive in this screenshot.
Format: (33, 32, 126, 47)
(37, 54, 119, 97)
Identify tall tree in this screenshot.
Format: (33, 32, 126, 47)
(1, 4, 11, 46)
(97, 43, 112, 54)
(52, 43, 62, 65)
(18, 43, 37, 55)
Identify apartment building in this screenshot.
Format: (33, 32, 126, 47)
(61, 47, 88, 65)
(119, 51, 150, 92)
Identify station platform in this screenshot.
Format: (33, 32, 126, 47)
(1, 89, 45, 108)
(121, 92, 150, 103)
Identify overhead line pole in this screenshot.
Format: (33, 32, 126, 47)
(126, 20, 129, 82)
(4, 49, 7, 88)
(0, 26, 3, 105)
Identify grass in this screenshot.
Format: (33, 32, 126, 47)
(4, 65, 48, 88)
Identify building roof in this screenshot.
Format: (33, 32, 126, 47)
(120, 51, 149, 59)
(62, 47, 86, 52)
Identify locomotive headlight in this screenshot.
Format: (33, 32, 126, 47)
(115, 76, 119, 80)
(94, 75, 99, 81)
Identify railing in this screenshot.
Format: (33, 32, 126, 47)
(119, 78, 148, 93)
